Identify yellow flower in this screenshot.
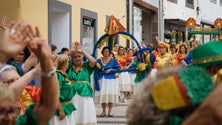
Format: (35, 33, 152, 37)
(137, 63, 147, 71)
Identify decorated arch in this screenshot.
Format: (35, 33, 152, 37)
(186, 18, 222, 40)
(91, 15, 144, 62)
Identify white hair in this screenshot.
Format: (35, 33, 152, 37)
(0, 65, 17, 81)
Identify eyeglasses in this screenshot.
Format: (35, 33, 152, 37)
(3, 78, 19, 85)
(0, 107, 21, 118)
(103, 50, 110, 52)
(16, 53, 25, 57)
(71, 55, 82, 59)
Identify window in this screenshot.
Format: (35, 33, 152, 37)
(211, 0, 217, 4)
(167, 0, 177, 4)
(82, 17, 95, 54)
(186, 0, 194, 9)
(80, 8, 97, 55)
(187, 0, 194, 4)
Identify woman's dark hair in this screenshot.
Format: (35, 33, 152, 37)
(179, 44, 187, 54)
(125, 47, 128, 52)
(114, 43, 119, 47)
(128, 49, 134, 54)
(11, 47, 30, 62)
(101, 46, 111, 55)
(147, 43, 155, 50)
(51, 44, 57, 52)
(23, 47, 30, 61)
(118, 46, 125, 55)
(169, 44, 177, 52)
(61, 47, 69, 52)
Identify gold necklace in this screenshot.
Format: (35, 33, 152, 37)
(72, 64, 83, 73)
(101, 57, 112, 66)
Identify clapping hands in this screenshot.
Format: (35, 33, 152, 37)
(27, 27, 51, 61)
(0, 20, 31, 59)
(71, 41, 83, 53)
(0, 17, 56, 74)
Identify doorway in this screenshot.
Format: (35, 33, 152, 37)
(48, 0, 72, 53)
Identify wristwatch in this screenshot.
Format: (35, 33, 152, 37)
(42, 67, 56, 78)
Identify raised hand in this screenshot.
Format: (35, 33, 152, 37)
(0, 16, 8, 30)
(28, 27, 50, 58)
(75, 42, 83, 53)
(51, 55, 59, 67)
(140, 41, 146, 48)
(71, 41, 76, 51)
(0, 20, 31, 60)
(28, 26, 54, 72)
(71, 41, 83, 53)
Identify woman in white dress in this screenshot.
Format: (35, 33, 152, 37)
(50, 54, 76, 125)
(94, 46, 120, 117)
(115, 46, 132, 102)
(67, 42, 97, 125)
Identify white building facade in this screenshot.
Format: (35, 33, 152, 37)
(163, 0, 222, 43)
(198, 0, 222, 43)
(163, 0, 197, 43)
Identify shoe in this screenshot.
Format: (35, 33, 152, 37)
(99, 112, 106, 117)
(108, 112, 113, 117)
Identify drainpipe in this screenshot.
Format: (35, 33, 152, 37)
(159, 0, 164, 41)
(129, 0, 133, 47)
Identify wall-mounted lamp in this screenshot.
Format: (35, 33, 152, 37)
(196, 6, 200, 15)
(122, 14, 126, 18)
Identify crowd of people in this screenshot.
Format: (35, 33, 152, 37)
(0, 20, 59, 125)
(1, 16, 222, 125)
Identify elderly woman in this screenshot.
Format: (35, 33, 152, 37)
(0, 21, 59, 125)
(156, 43, 176, 70)
(127, 66, 214, 125)
(94, 46, 119, 117)
(50, 54, 76, 125)
(115, 46, 132, 102)
(67, 42, 97, 125)
(0, 64, 40, 113)
(7, 48, 38, 80)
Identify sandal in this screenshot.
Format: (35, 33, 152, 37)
(100, 112, 106, 117)
(108, 113, 113, 117)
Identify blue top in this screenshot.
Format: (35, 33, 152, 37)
(96, 58, 119, 79)
(93, 58, 119, 91)
(7, 60, 35, 85)
(184, 51, 192, 65)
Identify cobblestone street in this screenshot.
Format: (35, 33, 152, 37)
(96, 100, 130, 125)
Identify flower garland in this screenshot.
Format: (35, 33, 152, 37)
(164, 30, 177, 36)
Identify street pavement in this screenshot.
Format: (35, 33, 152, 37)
(96, 99, 131, 125)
